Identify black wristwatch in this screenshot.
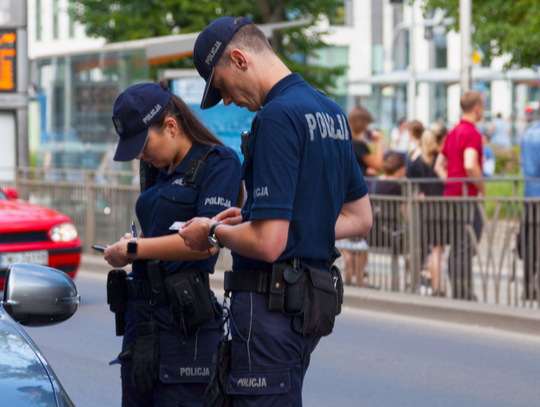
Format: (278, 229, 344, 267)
(208, 222, 224, 249)
(127, 238, 138, 261)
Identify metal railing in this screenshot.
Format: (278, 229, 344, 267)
(2, 168, 539, 308)
(336, 176, 540, 309)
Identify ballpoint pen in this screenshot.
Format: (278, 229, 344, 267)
(131, 221, 137, 238)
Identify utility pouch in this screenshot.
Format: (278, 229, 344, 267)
(131, 319, 159, 393)
(296, 266, 343, 338)
(107, 269, 127, 336)
(164, 269, 215, 335)
(203, 338, 233, 407)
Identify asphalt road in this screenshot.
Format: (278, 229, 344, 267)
(26, 270, 540, 407)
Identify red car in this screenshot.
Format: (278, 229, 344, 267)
(0, 187, 81, 290)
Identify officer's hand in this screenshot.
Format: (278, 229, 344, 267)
(180, 218, 214, 251)
(121, 233, 134, 241)
(104, 240, 130, 268)
(215, 207, 243, 225)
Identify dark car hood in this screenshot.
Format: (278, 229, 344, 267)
(0, 199, 70, 231)
(0, 307, 75, 407)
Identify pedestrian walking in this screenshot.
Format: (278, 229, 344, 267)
(180, 16, 372, 407)
(434, 91, 485, 300)
(103, 81, 242, 407)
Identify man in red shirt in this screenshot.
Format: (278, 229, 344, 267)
(435, 90, 485, 300)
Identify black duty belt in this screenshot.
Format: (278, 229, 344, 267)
(126, 277, 153, 299)
(224, 270, 271, 294)
(127, 272, 211, 300)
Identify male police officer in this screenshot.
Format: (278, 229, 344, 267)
(181, 17, 372, 406)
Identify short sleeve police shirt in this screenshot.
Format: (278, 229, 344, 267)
(132, 143, 241, 278)
(233, 73, 368, 271)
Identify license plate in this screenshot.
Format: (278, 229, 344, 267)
(0, 250, 49, 269)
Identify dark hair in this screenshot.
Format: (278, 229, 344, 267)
(383, 152, 406, 175)
(152, 80, 245, 207)
(408, 120, 424, 140)
(151, 80, 224, 147)
(460, 91, 484, 113)
(218, 21, 272, 67)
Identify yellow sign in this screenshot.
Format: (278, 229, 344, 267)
(472, 50, 483, 65)
(0, 30, 16, 92)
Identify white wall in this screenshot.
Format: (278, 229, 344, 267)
(28, 0, 105, 60)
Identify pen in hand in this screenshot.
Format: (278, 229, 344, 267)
(131, 221, 137, 238)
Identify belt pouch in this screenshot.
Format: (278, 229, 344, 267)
(283, 265, 304, 315)
(107, 269, 127, 336)
(268, 262, 286, 311)
(164, 269, 215, 331)
(298, 266, 340, 338)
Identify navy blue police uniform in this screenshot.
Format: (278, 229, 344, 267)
(226, 73, 368, 406)
(121, 143, 241, 407)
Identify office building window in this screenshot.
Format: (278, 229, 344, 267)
(316, 46, 349, 111)
(329, 1, 353, 26)
(53, 0, 59, 39)
(69, 9, 75, 38)
(36, 0, 41, 41)
(434, 32, 447, 69)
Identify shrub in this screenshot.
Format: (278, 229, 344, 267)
(493, 145, 521, 175)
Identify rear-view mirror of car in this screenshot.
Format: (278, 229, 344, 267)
(1, 263, 80, 326)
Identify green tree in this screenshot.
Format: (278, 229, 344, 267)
(69, 0, 346, 95)
(423, 0, 540, 68)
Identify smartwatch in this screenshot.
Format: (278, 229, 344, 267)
(208, 222, 224, 249)
(127, 237, 138, 261)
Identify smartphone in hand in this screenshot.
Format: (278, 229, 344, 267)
(91, 245, 106, 254)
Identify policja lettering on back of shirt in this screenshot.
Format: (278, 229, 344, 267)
(304, 112, 350, 141)
(182, 16, 372, 407)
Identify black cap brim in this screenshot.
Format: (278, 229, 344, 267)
(200, 68, 223, 110)
(113, 127, 149, 161)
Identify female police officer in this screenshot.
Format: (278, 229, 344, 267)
(104, 81, 241, 407)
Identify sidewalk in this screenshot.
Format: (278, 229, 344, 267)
(81, 254, 540, 336)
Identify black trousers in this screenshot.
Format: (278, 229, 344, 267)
(447, 202, 483, 300)
(519, 202, 539, 299)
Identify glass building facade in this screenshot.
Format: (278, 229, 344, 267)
(31, 50, 148, 171)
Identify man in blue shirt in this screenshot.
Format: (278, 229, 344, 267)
(181, 17, 372, 406)
(520, 114, 540, 300)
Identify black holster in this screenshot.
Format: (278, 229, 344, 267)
(107, 269, 127, 336)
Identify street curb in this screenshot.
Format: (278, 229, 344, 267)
(81, 254, 540, 336)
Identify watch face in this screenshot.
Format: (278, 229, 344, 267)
(127, 242, 137, 254)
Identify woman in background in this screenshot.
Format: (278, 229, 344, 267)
(407, 123, 447, 296)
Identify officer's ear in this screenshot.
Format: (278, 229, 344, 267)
(230, 49, 248, 71)
(163, 116, 178, 137)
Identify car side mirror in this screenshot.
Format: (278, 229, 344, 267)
(2, 187, 19, 199)
(2, 263, 80, 326)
